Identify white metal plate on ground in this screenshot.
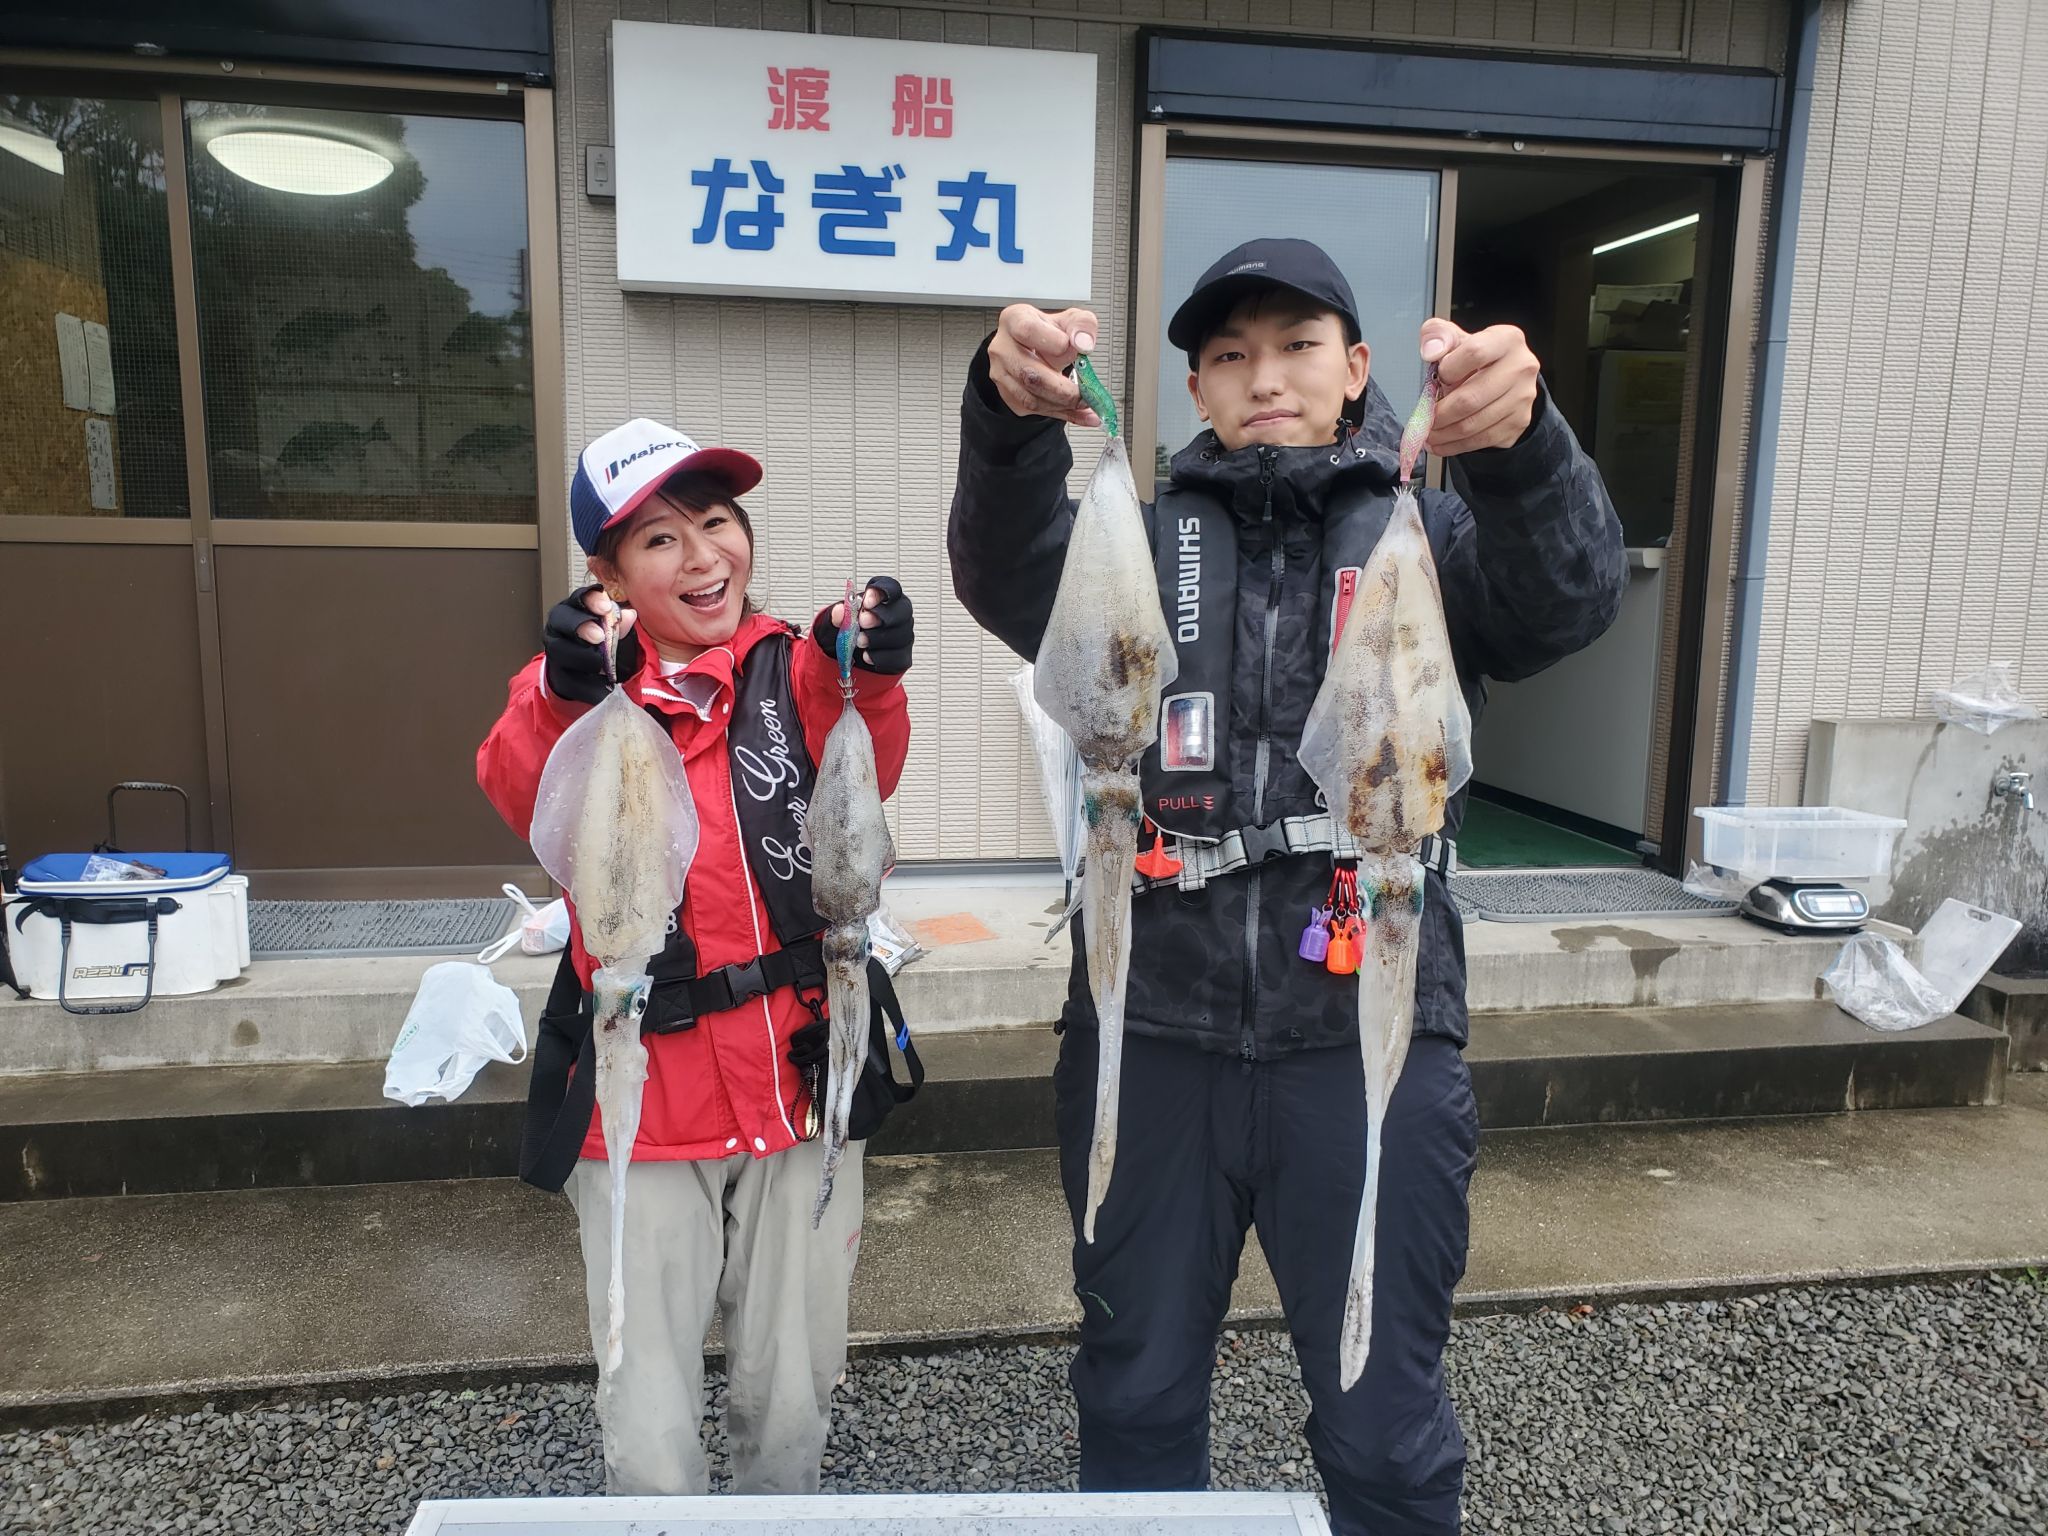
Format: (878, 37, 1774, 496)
(405, 1491, 1332, 1535)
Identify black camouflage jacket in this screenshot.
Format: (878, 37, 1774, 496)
(949, 344, 1626, 1055)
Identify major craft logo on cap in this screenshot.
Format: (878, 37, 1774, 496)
(569, 417, 763, 555)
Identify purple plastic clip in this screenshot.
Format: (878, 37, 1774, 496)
(1298, 906, 1332, 964)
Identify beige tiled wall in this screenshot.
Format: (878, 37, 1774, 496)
(554, 0, 1788, 859)
(1745, 0, 2047, 805)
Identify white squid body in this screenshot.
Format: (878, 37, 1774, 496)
(803, 695, 893, 1228)
(1298, 484, 1473, 1391)
(1032, 436, 1178, 1243)
(529, 684, 698, 1375)
(588, 963, 652, 1372)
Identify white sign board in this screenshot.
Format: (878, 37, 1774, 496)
(611, 22, 1096, 306)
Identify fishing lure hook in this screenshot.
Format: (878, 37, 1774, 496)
(837, 577, 859, 701)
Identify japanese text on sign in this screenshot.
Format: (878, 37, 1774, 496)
(767, 66, 830, 131)
(612, 22, 1095, 305)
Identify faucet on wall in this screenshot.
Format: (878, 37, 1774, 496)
(1992, 769, 2034, 813)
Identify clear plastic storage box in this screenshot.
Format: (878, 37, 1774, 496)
(1693, 805, 1908, 881)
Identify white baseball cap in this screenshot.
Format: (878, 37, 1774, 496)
(569, 417, 762, 554)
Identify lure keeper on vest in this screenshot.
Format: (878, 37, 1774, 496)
(476, 416, 914, 1500)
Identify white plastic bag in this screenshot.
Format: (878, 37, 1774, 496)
(867, 905, 924, 976)
(1930, 662, 2040, 735)
(1822, 934, 1951, 1032)
(478, 883, 570, 964)
(1822, 898, 2022, 1032)
(1682, 862, 1750, 901)
(384, 960, 529, 1106)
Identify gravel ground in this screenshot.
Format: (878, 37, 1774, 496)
(4, 1274, 2042, 1534)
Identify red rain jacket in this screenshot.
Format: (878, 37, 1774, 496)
(477, 611, 910, 1163)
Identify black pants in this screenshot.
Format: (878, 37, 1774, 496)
(1053, 1026, 1479, 1535)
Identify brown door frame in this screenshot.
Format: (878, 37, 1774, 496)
(0, 51, 565, 887)
(1134, 121, 1763, 866)
(1669, 154, 1767, 868)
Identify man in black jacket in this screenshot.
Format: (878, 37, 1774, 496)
(949, 238, 1625, 1534)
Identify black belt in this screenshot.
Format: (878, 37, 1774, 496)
(520, 936, 826, 1192)
(642, 936, 828, 1035)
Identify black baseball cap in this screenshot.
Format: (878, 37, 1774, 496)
(1167, 237, 1363, 359)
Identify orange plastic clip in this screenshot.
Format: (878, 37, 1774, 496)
(1325, 915, 1362, 976)
(1134, 818, 1183, 880)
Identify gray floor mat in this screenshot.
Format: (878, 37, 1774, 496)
(1449, 868, 1739, 922)
(249, 898, 517, 958)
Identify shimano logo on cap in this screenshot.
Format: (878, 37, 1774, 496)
(1227, 260, 1267, 274)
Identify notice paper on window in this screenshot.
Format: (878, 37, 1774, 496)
(54, 312, 89, 410)
(83, 321, 116, 415)
(84, 417, 118, 510)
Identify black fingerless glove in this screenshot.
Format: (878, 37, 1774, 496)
(543, 585, 641, 705)
(810, 575, 914, 676)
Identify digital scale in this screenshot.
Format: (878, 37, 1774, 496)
(1737, 877, 1870, 934)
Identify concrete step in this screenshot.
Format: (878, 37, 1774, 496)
(6, 1077, 2045, 1423)
(0, 1027, 1057, 1202)
(2, 1003, 2005, 1201)
(0, 889, 1875, 1075)
(1960, 971, 2048, 1072)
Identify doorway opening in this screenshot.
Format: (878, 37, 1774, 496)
(1134, 124, 1756, 879)
(1452, 161, 1717, 871)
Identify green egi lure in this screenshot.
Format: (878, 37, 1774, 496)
(1074, 353, 1120, 439)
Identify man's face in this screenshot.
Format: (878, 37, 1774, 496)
(1187, 293, 1370, 452)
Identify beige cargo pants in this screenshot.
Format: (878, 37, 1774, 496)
(565, 1137, 865, 1495)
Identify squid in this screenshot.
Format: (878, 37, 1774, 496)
(1032, 358, 1179, 1243)
(1297, 364, 1474, 1390)
(528, 615, 698, 1373)
(804, 582, 894, 1228)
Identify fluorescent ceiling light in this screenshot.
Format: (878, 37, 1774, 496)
(0, 121, 64, 176)
(206, 129, 393, 196)
(1594, 213, 1700, 256)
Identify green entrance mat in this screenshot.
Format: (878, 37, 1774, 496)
(1458, 798, 1637, 870)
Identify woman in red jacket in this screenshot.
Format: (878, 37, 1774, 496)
(478, 417, 912, 1497)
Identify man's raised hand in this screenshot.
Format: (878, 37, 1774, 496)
(1421, 318, 1542, 458)
(988, 305, 1102, 427)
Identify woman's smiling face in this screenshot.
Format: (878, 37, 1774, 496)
(589, 485, 753, 664)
